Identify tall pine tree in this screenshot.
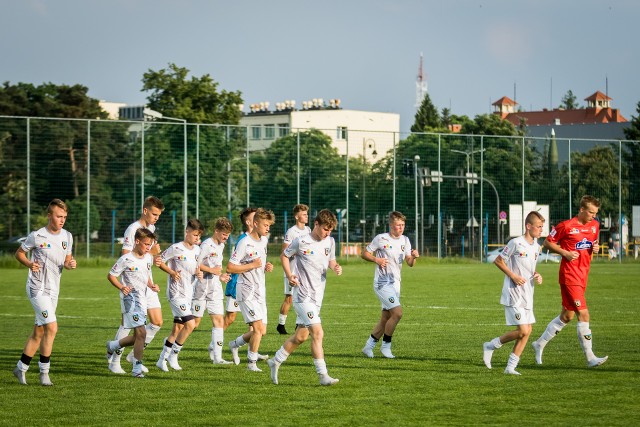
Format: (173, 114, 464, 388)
(411, 93, 441, 132)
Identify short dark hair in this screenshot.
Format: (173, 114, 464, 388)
(293, 204, 309, 215)
(525, 211, 545, 225)
(389, 211, 406, 223)
(314, 209, 337, 229)
(134, 227, 157, 242)
(143, 196, 165, 211)
(240, 207, 258, 231)
(186, 218, 204, 233)
(214, 217, 233, 233)
(580, 195, 601, 209)
(47, 198, 68, 213)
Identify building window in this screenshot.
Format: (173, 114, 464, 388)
(251, 126, 261, 140)
(278, 124, 289, 137)
(337, 126, 348, 140)
(264, 124, 275, 139)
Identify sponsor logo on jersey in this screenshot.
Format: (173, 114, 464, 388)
(517, 251, 527, 258)
(307, 311, 314, 319)
(127, 266, 139, 271)
(39, 242, 51, 249)
(62, 242, 68, 250)
(42, 310, 48, 318)
(325, 248, 330, 256)
(176, 255, 188, 261)
(574, 299, 581, 308)
(302, 249, 315, 255)
(209, 252, 218, 258)
(569, 228, 580, 235)
(382, 244, 393, 249)
(575, 238, 593, 250)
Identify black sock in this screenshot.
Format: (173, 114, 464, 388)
(383, 334, 393, 343)
(370, 334, 379, 342)
(20, 353, 33, 366)
(39, 355, 51, 364)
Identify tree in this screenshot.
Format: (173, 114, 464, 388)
(411, 93, 442, 132)
(623, 101, 640, 206)
(142, 63, 243, 125)
(560, 90, 580, 110)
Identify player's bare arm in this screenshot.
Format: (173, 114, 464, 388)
(543, 238, 578, 261)
(494, 256, 526, 286)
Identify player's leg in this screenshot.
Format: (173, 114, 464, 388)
(168, 316, 195, 371)
(309, 323, 338, 386)
(14, 324, 44, 385)
(229, 301, 256, 366)
(484, 306, 522, 369)
(223, 296, 239, 330)
(576, 308, 608, 367)
(277, 279, 293, 335)
(504, 323, 532, 375)
(269, 303, 309, 385)
(363, 310, 390, 358)
(131, 325, 147, 377)
(246, 319, 264, 372)
(380, 305, 403, 359)
(210, 312, 230, 364)
(531, 286, 575, 364)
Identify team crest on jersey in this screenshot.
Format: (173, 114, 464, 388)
(575, 238, 592, 250)
(62, 241, 68, 250)
(515, 312, 521, 320)
(249, 310, 255, 317)
(180, 304, 187, 311)
(591, 226, 596, 234)
(325, 247, 330, 256)
(194, 304, 201, 312)
(401, 245, 405, 252)
(133, 314, 139, 322)
(147, 263, 152, 270)
(574, 300, 581, 308)
(307, 311, 314, 319)
(389, 297, 395, 304)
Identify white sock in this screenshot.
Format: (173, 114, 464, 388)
(539, 316, 566, 345)
(506, 353, 519, 371)
(278, 314, 287, 325)
(365, 336, 378, 349)
(577, 321, 596, 360)
(490, 337, 503, 350)
(171, 343, 183, 354)
(107, 340, 122, 353)
(145, 323, 161, 345)
(247, 350, 258, 363)
(314, 358, 328, 375)
(233, 335, 247, 348)
(274, 346, 290, 364)
(212, 328, 224, 360)
(17, 360, 29, 372)
(38, 361, 50, 374)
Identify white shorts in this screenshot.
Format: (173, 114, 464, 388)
(123, 310, 146, 329)
(374, 285, 401, 310)
(284, 276, 293, 296)
(145, 290, 162, 310)
(192, 298, 224, 318)
(226, 296, 240, 313)
(30, 295, 57, 326)
(504, 306, 536, 326)
(169, 298, 193, 318)
(238, 299, 265, 324)
(293, 301, 321, 326)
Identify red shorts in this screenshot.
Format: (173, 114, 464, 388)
(560, 284, 587, 311)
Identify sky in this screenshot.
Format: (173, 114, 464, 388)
(1, 0, 638, 132)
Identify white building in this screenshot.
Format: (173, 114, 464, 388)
(239, 100, 400, 159)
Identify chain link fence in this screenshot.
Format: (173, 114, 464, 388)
(1, 116, 638, 261)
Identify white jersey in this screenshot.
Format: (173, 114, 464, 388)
(21, 227, 73, 299)
(366, 232, 412, 292)
(499, 236, 540, 309)
(109, 252, 154, 312)
(161, 242, 200, 300)
(283, 224, 311, 278)
(193, 237, 225, 300)
(122, 220, 156, 252)
(284, 234, 336, 306)
(229, 234, 269, 303)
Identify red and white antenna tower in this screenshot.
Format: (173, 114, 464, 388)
(415, 52, 428, 108)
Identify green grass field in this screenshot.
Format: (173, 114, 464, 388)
(1, 258, 638, 426)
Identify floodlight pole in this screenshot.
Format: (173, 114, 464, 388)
(452, 148, 485, 258)
(414, 154, 420, 251)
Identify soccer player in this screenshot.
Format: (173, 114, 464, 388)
(223, 207, 256, 330)
(108, 195, 165, 374)
(277, 204, 311, 335)
(106, 228, 159, 377)
(192, 217, 233, 365)
(226, 208, 275, 372)
(13, 199, 76, 386)
(482, 211, 545, 375)
(531, 195, 608, 368)
(155, 219, 204, 371)
(361, 211, 419, 359)
(267, 209, 343, 386)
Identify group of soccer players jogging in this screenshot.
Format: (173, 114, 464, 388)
(12, 194, 607, 386)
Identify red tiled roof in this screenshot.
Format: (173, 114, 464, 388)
(492, 96, 517, 106)
(502, 107, 627, 126)
(585, 91, 612, 102)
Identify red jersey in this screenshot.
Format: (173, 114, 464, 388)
(547, 216, 599, 287)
